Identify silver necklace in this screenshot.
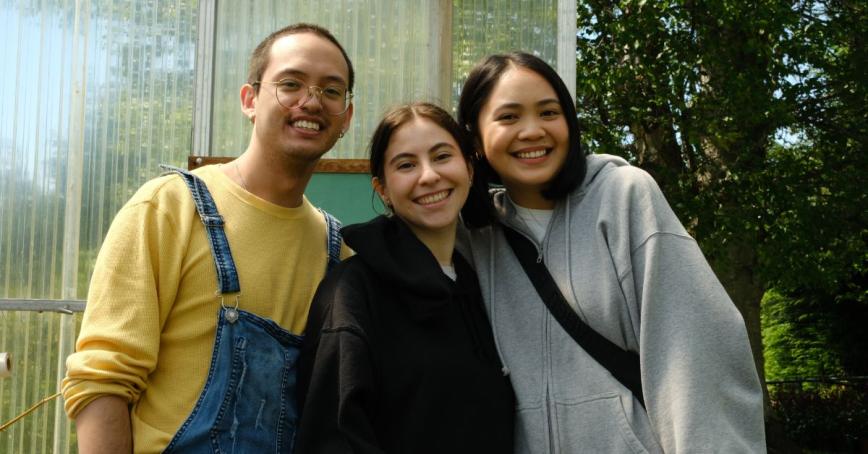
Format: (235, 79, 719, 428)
(234, 161, 249, 191)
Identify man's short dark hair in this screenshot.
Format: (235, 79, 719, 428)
(247, 23, 355, 92)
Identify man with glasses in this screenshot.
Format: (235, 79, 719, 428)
(63, 23, 354, 453)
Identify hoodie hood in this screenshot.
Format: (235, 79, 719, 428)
(581, 153, 630, 188)
(342, 215, 459, 321)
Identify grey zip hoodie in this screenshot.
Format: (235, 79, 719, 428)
(460, 154, 766, 453)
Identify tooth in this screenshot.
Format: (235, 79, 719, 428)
(418, 190, 449, 204)
(517, 149, 546, 159)
(294, 120, 320, 131)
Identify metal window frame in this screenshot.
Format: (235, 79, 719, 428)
(192, 0, 217, 157)
(9, 0, 577, 310)
(1, 3, 576, 450)
(558, 0, 577, 102)
(188, 0, 576, 156)
(0, 299, 86, 313)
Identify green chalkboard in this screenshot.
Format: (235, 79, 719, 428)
(306, 173, 383, 225)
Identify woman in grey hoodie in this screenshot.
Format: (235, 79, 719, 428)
(456, 52, 766, 453)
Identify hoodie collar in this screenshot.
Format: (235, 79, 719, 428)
(491, 153, 630, 234)
(342, 215, 467, 322)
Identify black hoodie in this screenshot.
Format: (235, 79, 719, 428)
(295, 215, 514, 453)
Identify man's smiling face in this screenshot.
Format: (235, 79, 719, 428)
(246, 32, 353, 163)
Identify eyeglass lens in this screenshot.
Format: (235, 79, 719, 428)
(274, 83, 350, 115)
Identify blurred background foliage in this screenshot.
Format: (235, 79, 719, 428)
(573, 0, 866, 451)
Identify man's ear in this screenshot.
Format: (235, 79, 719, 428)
(340, 101, 354, 135)
(240, 84, 257, 123)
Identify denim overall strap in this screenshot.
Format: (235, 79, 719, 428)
(160, 164, 310, 453)
(319, 209, 342, 272)
(159, 165, 240, 295)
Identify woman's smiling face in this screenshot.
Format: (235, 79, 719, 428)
(374, 117, 472, 239)
(476, 67, 569, 209)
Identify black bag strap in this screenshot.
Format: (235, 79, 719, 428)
(501, 225, 645, 407)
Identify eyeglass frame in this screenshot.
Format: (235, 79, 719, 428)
(251, 78, 354, 116)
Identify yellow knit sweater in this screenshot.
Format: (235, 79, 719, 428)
(62, 165, 350, 453)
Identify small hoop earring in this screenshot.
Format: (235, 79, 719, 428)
(339, 131, 345, 139)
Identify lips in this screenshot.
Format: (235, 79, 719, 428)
(415, 189, 451, 205)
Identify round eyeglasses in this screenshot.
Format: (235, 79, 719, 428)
(253, 78, 353, 116)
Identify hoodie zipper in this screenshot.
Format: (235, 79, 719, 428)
(503, 203, 561, 452)
(505, 222, 556, 451)
(504, 220, 546, 263)
(544, 317, 556, 453)
(539, 233, 555, 452)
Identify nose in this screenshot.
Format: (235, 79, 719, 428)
(297, 87, 324, 112)
(418, 161, 441, 185)
(517, 119, 545, 141)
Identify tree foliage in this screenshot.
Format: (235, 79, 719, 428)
(574, 0, 867, 391)
(757, 0, 867, 382)
(576, 0, 793, 382)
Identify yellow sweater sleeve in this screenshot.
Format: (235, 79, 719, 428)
(63, 165, 339, 450)
(62, 175, 192, 418)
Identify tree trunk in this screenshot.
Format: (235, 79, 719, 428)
(708, 240, 767, 405)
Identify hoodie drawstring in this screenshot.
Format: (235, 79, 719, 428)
(565, 193, 581, 310)
(489, 230, 510, 377)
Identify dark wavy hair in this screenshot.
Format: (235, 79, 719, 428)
(368, 102, 489, 222)
(457, 52, 587, 227)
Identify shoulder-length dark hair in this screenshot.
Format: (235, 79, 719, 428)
(457, 52, 587, 227)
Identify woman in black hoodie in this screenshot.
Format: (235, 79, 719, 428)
(295, 102, 514, 453)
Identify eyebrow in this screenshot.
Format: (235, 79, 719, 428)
(271, 68, 347, 87)
(387, 142, 456, 166)
(493, 98, 560, 111)
(428, 142, 456, 153)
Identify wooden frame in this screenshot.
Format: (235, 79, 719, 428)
(188, 156, 370, 173)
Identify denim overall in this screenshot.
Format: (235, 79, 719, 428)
(160, 166, 341, 453)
